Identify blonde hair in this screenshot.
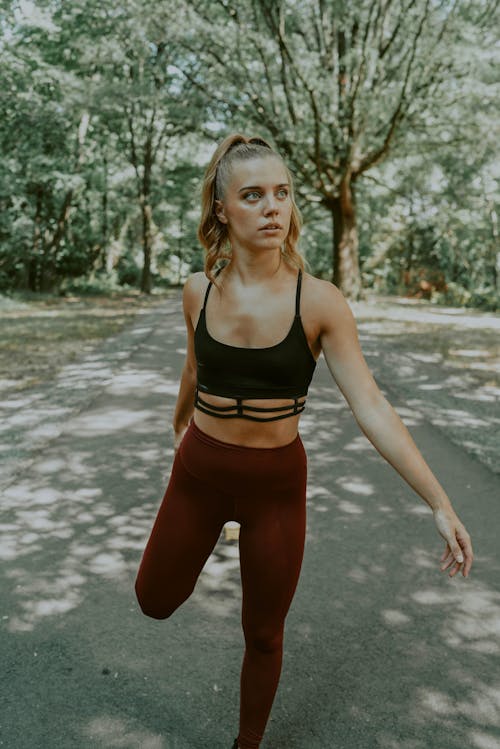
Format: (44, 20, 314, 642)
(197, 133, 307, 287)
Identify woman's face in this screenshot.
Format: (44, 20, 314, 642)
(215, 156, 292, 253)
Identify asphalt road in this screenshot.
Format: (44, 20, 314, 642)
(1, 292, 499, 749)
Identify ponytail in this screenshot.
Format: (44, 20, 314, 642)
(197, 133, 307, 288)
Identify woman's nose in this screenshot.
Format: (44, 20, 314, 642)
(264, 196, 279, 213)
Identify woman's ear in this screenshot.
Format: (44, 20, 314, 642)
(214, 200, 227, 224)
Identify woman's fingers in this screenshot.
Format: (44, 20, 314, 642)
(440, 550, 453, 570)
(433, 508, 473, 578)
(440, 541, 472, 578)
(448, 560, 462, 577)
(440, 546, 461, 576)
(440, 547, 452, 564)
(457, 526, 474, 577)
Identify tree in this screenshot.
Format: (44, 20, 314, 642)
(0, 5, 89, 291)
(52, 0, 207, 293)
(174, 0, 498, 298)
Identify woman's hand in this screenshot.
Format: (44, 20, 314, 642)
(173, 423, 189, 453)
(433, 505, 473, 578)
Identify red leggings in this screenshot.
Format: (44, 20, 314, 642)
(134, 418, 308, 749)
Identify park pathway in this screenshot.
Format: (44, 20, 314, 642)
(1, 290, 499, 749)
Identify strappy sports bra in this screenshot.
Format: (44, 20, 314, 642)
(193, 266, 317, 422)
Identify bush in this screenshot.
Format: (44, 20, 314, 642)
(466, 287, 498, 312)
(59, 273, 124, 295)
(432, 282, 471, 307)
(116, 254, 141, 286)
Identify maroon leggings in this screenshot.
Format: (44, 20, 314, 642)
(134, 418, 308, 749)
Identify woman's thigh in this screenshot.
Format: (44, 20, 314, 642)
(237, 468, 307, 644)
(135, 449, 232, 619)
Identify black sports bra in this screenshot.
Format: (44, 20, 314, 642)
(193, 266, 317, 422)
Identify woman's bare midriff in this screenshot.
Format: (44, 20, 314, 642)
(192, 393, 303, 448)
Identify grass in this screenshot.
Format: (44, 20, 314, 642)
(0, 290, 172, 393)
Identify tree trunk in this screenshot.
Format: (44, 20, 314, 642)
(27, 186, 44, 291)
(329, 175, 363, 300)
(140, 200, 152, 293)
(140, 138, 153, 294)
(486, 198, 498, 302)
(177, 206, 184, 286)
(40, 189, 74, 292)
(97, 152, 109, 271)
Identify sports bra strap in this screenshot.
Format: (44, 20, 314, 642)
(295, 268, 302, 317)
(202, 266, 223, 311)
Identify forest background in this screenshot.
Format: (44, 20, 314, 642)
(0, 0, 498, 309)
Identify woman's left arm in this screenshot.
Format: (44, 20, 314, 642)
(316, 281, 474, 579)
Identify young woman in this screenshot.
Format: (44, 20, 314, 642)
(134, 133, 474, 749)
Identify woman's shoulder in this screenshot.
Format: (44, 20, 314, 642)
(301, 270, 341, 302)
(301, 271, 348, 330)
(182, 272, 206, 316)
(183, 270, 207, 290)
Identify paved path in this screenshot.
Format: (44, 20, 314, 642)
(1, 291, 499, 749)
(352, 294, 499, 475)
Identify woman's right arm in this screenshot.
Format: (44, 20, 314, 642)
(171, 273, 203, 450)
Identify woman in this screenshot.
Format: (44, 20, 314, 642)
(134, 134, 474, 749)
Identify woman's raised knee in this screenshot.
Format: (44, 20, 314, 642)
(134, 578, 182, 620)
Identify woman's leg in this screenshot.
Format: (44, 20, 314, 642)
(135, 419, 307, 748)
(235, 441, 308, 749)
(134, 446, 230, 620)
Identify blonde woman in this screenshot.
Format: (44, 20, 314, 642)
(134, 134, 473, 749)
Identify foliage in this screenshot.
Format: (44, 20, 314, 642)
(0, 0, 498, 308)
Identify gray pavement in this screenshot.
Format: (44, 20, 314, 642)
(1, 291, 499, 749)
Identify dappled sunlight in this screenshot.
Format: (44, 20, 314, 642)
(1, 403, 72, 429)
(71, 406, 157, 435)
(106, 368, 179, 396)
(343, 431, 391, 452)
(381, 609, 412, 626)
(346, 567, 372, 583)
(407, 502, 433, 517)
(406, 400, 493, 429)
(1, 290, 498, 748)
(306, 485, 331, 500)
(2, 482, 67, 512)
(306, 485, 333, 517)
(336, 477, 375, 497)
(0, 306, 177, 491)
(376, 404, 423, 429)
(350, 299, 500, 331)
(3, 555, 88, 632)
(354, 310, 499, 474)
(412, 584, 500, 656)
(456, 386, 500, 402)
(287, 534, 500, 748)
(407, 351, 443, 363)
(337, 500, 364, 515)
(286, 342, 499, 746)
(468, 731, 500, 749)
(0, 338, 240, 632)
(82, 715, 165, 748)
(450, 348, 495, 358)
(412, 680, 500, 738)
(192, 540, 242, 619)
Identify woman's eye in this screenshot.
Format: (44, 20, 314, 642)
(244, 190, 289, 200)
